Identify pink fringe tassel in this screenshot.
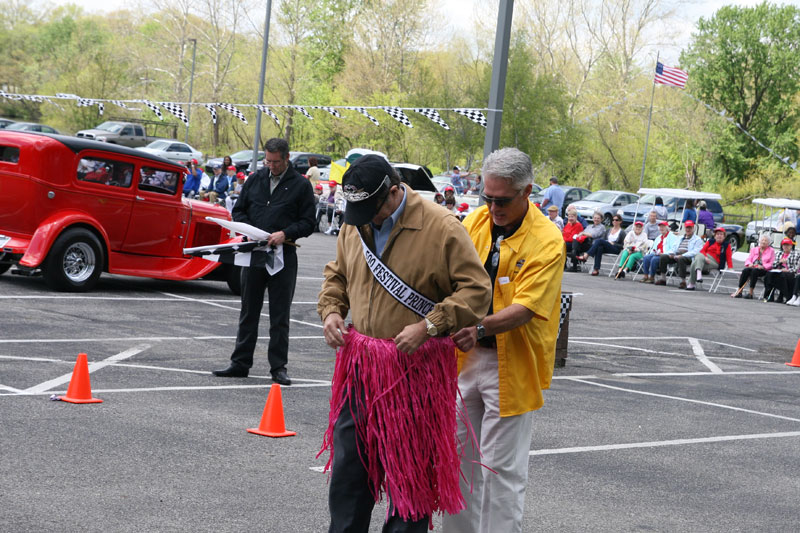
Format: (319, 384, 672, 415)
(318, 328, 468, 523)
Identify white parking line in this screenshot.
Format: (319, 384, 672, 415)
(159, 291, 323, 329)
(0, 384, 22, 393)
(21, 345, 149, 394)
(688, 337, 723, 373)
(568, 340, 689, 357)
(0, 295, 321, 304)
(566, 377, 800, 423)
(529, 431, 800, 456)
(0, 335, 325, 344)
(1, 382, 331, 396)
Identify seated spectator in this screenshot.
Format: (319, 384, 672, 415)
(434, 192, 445, 205)
(764, 238, 800, 303)
(615, 220, 649, 279)
(456, 202, 470, 220)
(445, 196, 457, 213)
(200, 163, 229, 203)
(546, 204, 564, 230)
(318, 180, 344, 235)
(569, 211, 607, 271)
(584, 214, 626, 276)
(225, 171, 247, 212)
(786, 256, 800, 306)
(640, 221, 676, 283)
(467, 175, 482, 194)
(562, 208, 584, 271)
(642, 210, 660, 240)
(696, 201, 715, 234)
(681, 199, 697, 224)
(732, 234, 775, 299)
(313, 183, 323, 206)
(686, 227, 733, 290)
(656, 220, 703, 288)
(443, 186, 456, 203)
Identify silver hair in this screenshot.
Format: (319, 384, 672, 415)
(481, 147, 533, 190)
(565, 206, 578, 216)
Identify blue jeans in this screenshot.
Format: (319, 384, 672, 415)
(642, 254, 660, 277)
(587, 239, 621, 270)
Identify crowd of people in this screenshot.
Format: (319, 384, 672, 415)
(559, 205, 800, 303)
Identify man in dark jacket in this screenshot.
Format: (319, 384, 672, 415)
(212, 138, 316, 385)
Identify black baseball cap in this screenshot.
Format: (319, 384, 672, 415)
(341, 154, 394, 226)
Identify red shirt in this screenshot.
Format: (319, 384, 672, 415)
(562, 221, 583, 243)
(700, 240, 733, 269)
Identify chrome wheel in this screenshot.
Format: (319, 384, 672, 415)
(62, 242, 96, 283)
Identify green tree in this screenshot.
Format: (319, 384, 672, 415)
(681, 2, 800, 182)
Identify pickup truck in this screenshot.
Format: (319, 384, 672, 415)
(75, 121, 159, 148)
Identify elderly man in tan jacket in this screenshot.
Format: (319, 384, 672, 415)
(318, 154, 491, 533)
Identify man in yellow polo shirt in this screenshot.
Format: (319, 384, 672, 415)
(442, 147, 565, 533)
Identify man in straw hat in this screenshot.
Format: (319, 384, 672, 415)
(317, 154, 491, 531)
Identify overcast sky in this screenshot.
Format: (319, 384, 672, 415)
(37, 0, 800, 65)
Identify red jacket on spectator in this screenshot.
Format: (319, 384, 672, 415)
(700, 239, 733, 269)
(562, 221, 583, 243)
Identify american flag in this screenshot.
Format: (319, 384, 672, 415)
(654, 62, 688, 88)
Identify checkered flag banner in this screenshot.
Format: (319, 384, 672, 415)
(77, 98, 95, 107)
(21, 95, 44, 103)
(557, 293, 573, 339)
(312, 106, 341, 118)
(204, 104, 217, 124)
(345, 106, 380, 126)
(413, 108, 450, 130)
(142, 100, 163, 120)
(453, 108, 487, 128)
(110, 100, 130, 109)
(217, 102, 248, 124)
(291, 105, 314, 120)
(160, 102, 189, 126)
(254, 105, 280, 126)
(97, 101, 104, 116)
(55, 93, 80, 99)
(380, 106, 413, 128)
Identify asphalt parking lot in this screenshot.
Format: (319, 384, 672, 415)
(2, 232, 799, 532)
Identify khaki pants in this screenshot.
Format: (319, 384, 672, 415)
(689, 254, 718, 284)
(442, 346, 534, 533)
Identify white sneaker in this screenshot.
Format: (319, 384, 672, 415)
(787, 296, 797, 305)
(696, 270, 702, 282)
(792, 298, 800, 307)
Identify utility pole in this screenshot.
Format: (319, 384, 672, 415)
(185, 38, 197, 144)
(251, 0, 273, 174)
(483, 0, 514, 161)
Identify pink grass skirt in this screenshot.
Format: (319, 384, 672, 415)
(318, 328, 468, 523)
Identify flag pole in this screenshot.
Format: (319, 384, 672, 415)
(638, 51, 659, 194)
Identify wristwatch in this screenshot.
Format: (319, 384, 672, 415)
(476, 323, 486, 340)
(424, 318, 439, 337)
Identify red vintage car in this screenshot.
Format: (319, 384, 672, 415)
(0, 131, 240, 292)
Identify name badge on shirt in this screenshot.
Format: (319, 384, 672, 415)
(498, 276, 510, 285)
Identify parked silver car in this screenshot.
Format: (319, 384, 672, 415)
(568, 190, 639, 225)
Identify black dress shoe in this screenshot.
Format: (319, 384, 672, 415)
(212, 365, 248, 378)
(272, 369, 292, 386)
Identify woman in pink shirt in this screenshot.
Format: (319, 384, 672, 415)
(733, 234, 775, 299)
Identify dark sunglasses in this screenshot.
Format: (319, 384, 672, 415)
(613, 218, 622, 222)
(481, 191, 520, 207)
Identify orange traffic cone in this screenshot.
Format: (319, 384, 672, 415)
(247, 384, 296, 437)
(786, 339, 800, 368)
(58, 353, 103, 404)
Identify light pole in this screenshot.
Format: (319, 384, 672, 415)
(251, 0, 273, 174)
(185, 38, 197, 143)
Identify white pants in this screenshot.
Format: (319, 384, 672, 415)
(442, 346, 534, 533)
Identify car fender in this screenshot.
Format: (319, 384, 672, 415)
(19, 211, 109, 268)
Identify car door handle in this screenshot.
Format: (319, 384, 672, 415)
(136, 195, 145, 201)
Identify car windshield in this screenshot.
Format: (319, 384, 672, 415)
(94, 122, 125, 133)
(231, 150, 254, 159)
(146, 140, 170, 150)
(584, 191, 618, 203)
